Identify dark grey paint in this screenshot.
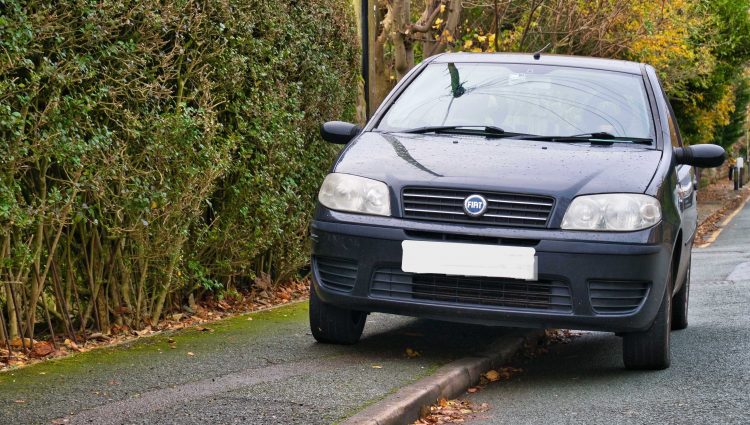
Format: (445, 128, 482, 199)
(313, 52, 726, 331)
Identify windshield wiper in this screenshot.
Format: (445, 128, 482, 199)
(568, 132, 617, 139)
(396, 125, 532, 138)
(512, 133, 653, 145)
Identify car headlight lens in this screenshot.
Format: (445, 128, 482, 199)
(318, 173, 391, 216)
(561, 194, 661, 231)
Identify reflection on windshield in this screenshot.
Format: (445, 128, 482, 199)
(378, 62, 653, 139)
(448, 63, 465, 98)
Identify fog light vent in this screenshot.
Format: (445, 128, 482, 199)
(315, 257, 358, 292)
(588, 280, 650, 314)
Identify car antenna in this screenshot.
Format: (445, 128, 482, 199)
(533, 43, 552, 60)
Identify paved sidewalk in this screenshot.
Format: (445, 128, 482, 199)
(1, 301, 516, 424)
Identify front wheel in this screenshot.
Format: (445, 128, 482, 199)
(622, 272, 672, 370)
(309, 284, 367, 345)
(671, 257, 691, 330)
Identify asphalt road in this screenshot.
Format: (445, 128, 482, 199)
(466, 201, 750, 424)
(0, 298, 517, 424)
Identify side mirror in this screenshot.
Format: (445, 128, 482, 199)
(320, 121, 361, 144)
(674, 144, 726, 168)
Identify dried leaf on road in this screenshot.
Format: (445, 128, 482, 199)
(415, 398, 489, 424)
(484, 370, 500, 382)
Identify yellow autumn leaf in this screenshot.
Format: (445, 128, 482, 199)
(477, 35, 486, 43)
(463, 39, 473, 49)
(439, 4, 445, 13)
(433, 17, 443, 28)
(484, 369, 500, 382)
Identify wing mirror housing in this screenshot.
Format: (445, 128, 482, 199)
(320, 121, 362, 144)
(674, 144, 726, 168)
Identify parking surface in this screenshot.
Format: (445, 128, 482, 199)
(0, 301, 514, 424)
(465, 202, 750, 424)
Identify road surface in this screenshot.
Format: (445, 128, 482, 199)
(466, 201, 750, 424)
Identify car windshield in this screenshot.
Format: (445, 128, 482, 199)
(376, 62, 654, 139)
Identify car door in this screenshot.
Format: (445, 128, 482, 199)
(665, 100, 696, 284)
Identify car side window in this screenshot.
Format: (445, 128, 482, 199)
(667, 113, 682, 148)
(654, 75, 683, 148)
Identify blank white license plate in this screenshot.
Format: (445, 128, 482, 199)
(401, 240, 537, 280)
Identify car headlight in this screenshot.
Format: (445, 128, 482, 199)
(318, 173, 391, 216)
(561, 194, 661, 231)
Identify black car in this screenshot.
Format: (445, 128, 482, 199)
(309, 53, 725, 370)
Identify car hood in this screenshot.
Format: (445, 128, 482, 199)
(333, 132, 663, 196)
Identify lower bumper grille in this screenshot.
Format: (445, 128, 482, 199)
(371, 267, 572, 312)
(588, 280, 650, 314)
(315, 257, 358, 292)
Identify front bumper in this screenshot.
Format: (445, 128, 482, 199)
(311, 212, 672, 333)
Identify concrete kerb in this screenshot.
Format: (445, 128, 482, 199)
(343, 329, 544, 425)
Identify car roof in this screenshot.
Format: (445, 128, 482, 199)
(430, 52, 644, 75)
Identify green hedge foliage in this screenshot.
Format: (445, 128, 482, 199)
(0, 0, 359, 336)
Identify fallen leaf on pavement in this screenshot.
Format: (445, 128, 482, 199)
(405, 348, 421, 358)
(466, 387, 479, 393)
(371, 365, 383, 369)
(187, 352, 195, 356)
(484, 370, 500, 382)
(30, 341, 54, 358)
(10, 338, 33, 349)
(415, 398, 489, 424)
(88, 332, 110, 341)
(63, 339, 80, 351)
(134, 327, 153, 337)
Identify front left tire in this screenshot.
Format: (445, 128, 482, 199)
(622, 268, 672, 370)
(671, 256, 691, 330)
(309, 283, 367, 344)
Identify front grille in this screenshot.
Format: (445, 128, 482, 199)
(402, 188, 554, 228)
(315, 257, 358, 292)
(588, 280, 650, 314)
(371, 267, 572, 312)
(403, 230, 539, 247)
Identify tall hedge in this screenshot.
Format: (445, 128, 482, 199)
(0, 0, 359, 339)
